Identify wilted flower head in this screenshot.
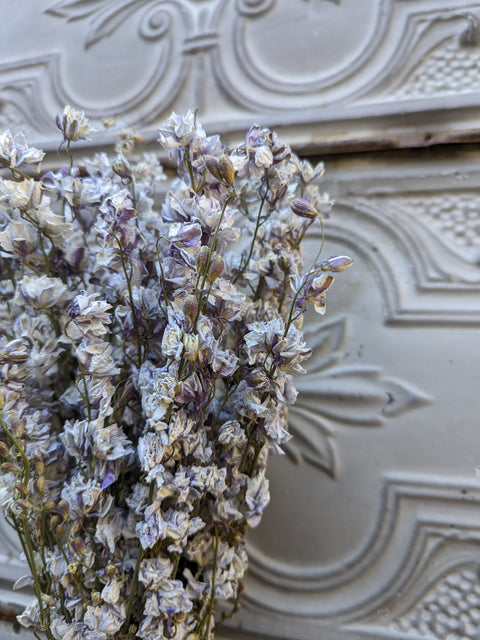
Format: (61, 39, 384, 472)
(0, 130, 44, 170)
(157, 109, 201, 150)
(56, 105, 97, 145)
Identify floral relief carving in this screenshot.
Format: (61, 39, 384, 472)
(284, 315, 430, 478)
(46, 0, 165, 48)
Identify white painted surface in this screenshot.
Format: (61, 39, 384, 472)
(1, 2, 480, 639)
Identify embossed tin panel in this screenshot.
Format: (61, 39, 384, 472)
(0, 2, 480, 640)
(1, 1, 480, 153)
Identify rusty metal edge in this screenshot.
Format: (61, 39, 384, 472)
(292, 130, 480, 158)
(0, 600, 22, 625)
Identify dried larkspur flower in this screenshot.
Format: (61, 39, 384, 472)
(0, 107, 351, 640)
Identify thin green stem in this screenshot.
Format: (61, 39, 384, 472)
(0, 417, 30, 482)
(123, 482, 154, 634)
(203, 524, 219, 640)
(232, 190, 267, 285)
(197, 193, 234, 293)
(0, 158, 32, 181)
(113, 232, 143, 367)
(65, 141, 74, 174)
(77, 361, 92, 423)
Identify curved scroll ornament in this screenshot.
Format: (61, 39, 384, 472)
(46, 0, 157, 48)
(284, 316, 430, 478)
(45, 0, 343, 47)
(235, 0, 340, 17)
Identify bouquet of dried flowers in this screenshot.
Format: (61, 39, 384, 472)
(0, 107, 351, 640)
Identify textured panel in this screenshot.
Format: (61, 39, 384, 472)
(0, 151, 477, 640)
(1, 1, 480, 153)
(223, 151, 480, 640)
(0, 3, 479, 640)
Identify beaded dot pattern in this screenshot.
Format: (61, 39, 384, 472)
(396, 38, 480, 97)
(392, 565, 480, 639)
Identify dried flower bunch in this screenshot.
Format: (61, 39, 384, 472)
(0, 107, 352, 640)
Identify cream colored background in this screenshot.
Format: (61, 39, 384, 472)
(1, 2, 480, 639)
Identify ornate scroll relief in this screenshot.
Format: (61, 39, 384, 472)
(358, 6, 480, 100)
(328, 190, 480, 325)
(237, 477, 480, 640)
(1, 1, 480, 151)
(284, 314, 429, 478)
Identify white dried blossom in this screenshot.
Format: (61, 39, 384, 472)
(158, 110, 201, 149)
(0, 130, 44, 169)
(0, 178, 43, 210)
(56, 105, 97, 143)
(15, 274, 69, 310)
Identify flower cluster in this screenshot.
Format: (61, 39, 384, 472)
(0, 107, 351, 640)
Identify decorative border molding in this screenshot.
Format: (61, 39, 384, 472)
(234, 475, 480, 639)
(0, 2, 478, 152)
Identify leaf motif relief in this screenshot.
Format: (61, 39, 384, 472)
(284, 316, 431, 478)
(46, 0, 149, 47)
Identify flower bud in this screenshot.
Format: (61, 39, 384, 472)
(16, 499, 33, 511)
(56, 524, 66, 539)
(14, 482, 28, 496)
(35, 476, 45, 493)
(33, 515, 43, 540)
(44, 501, 56, 511)
(35, 460, 45, 475)
(71, 536, 85, 556)
(57, 499, 69, 518)
(2, 462, 19, 473)
(183, 295, 199, 327)
(42, 594, 57, 607)
(321, 255, 354, 272)
(205, 155, 222, 182)
(112, 157, 132, 180)
(291, 198, 317, 219)
(50, 515, 61, 529)
(218, 155, 235, 186)
(0, 442, 9, 457)
(196, 246, 210, 275)
(207, 254, 224, 283)
(183, 334, 200, 362)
